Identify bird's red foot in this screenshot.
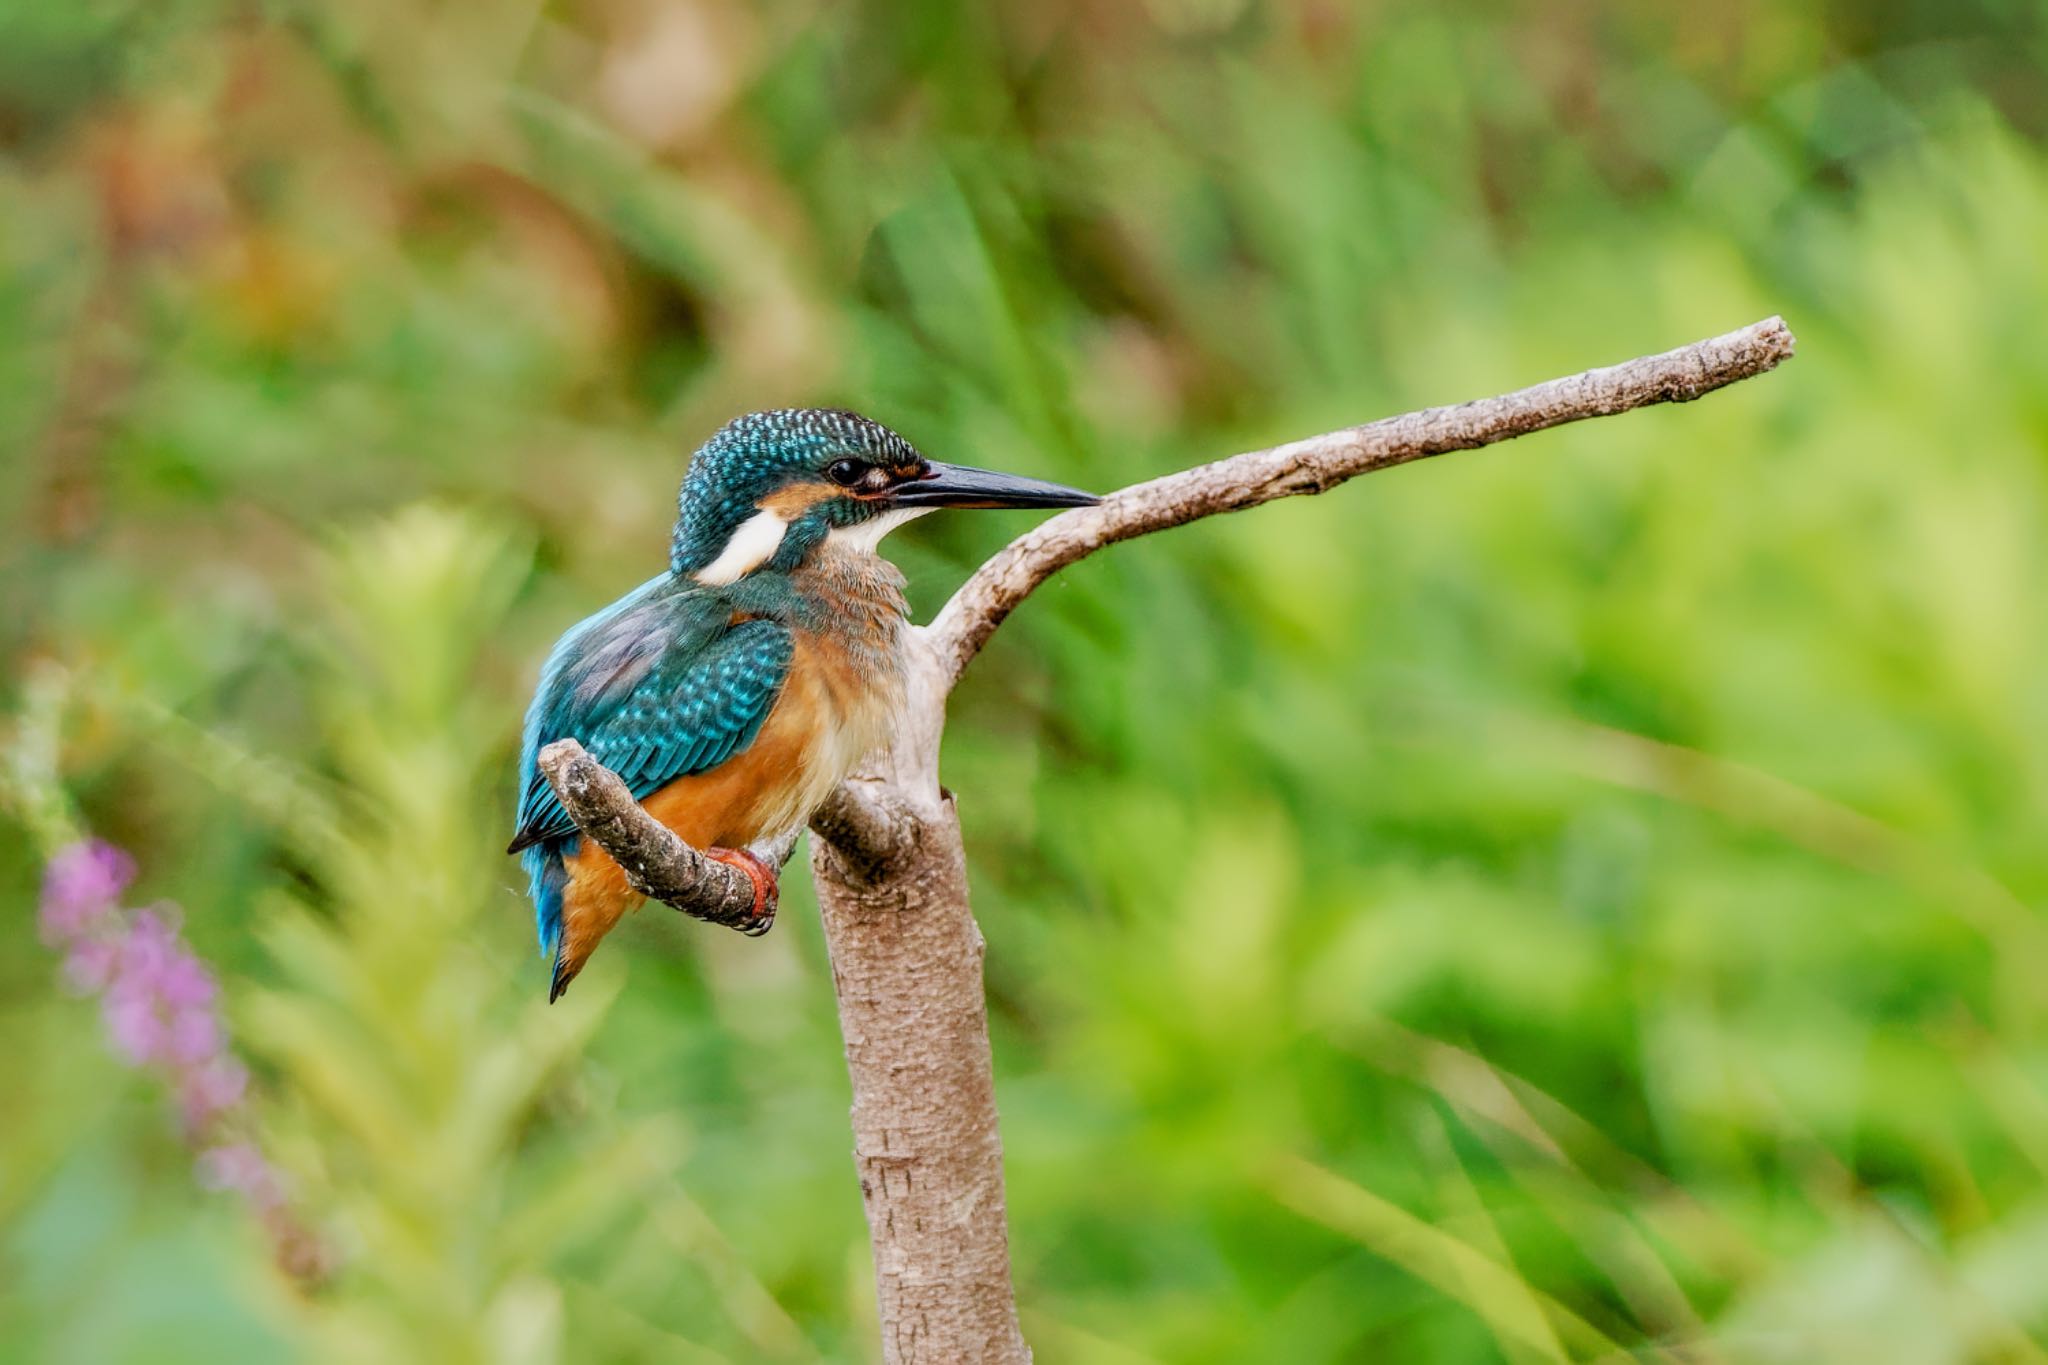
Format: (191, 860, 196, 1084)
(704, 847, 778, 937)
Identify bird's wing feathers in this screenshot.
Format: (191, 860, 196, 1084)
(508, 615, 794, 853)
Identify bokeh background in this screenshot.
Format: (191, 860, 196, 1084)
(5, 1, 2048, 1360)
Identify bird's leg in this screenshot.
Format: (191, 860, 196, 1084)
(704, 846, 778, 936)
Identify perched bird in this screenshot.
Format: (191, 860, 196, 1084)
(510, 409, 1097, 1000)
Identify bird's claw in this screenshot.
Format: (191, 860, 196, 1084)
(705, 847, 778, 936)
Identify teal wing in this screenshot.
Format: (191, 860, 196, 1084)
(509, 616, 794, 855)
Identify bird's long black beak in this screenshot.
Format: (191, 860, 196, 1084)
(892, 461, 1099, 510)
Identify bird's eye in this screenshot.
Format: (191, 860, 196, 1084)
(826, 459, 868, 488)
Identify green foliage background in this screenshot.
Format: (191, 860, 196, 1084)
(5, 1, 2048, 1360)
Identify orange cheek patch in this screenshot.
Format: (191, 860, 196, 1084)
(760, 482, 840, 515)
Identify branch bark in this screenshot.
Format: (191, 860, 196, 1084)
(536, 738, 785, 935)
(926, 314, 1795, 688)
(537, 317, 1796, 1365)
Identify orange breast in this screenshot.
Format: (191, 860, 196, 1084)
(554, 633, 881, 982)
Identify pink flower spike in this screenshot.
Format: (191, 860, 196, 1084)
(103, 989, 169, 1066)
(38, 836, 323, 1281)
(38, 840, 136, 944)
(167, 1006, 224, 1066)
(155, 950, 218, 1011)
(180, 1056, 249, 1131)
(120, 908, 181, 975)
(62, 938, 119, 993)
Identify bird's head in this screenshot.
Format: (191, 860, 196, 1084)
(670, 408, 1098, 585)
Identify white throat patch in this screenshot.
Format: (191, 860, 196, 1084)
(692, 507, 789, 586)
(827, 506, 932, 554)
(692, 504, 930, 585)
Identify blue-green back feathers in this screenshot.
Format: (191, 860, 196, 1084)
(518, 408, 927, 962)
(512, 573, 794, 955)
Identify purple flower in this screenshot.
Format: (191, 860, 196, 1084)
(38, 840, 135, 944)
(103, 984, 171, 1066)
(156, 952, 217, 1010)
(179, 1056, 249, 1130)
(61, 937, 119, 993)
(95, 908, 222, 1072)
(35, 836, 325, 1281)
(166, 1007, 223, 1066)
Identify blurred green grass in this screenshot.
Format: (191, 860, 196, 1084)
(7, 1, 2048, 1360)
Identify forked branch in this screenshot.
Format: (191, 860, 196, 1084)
(542, 316, 1796, 914)
(535, 739, 918, 919)
(535, 316, 1796, 1365)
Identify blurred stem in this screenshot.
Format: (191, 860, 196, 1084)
(1458, 703, 2048, 1028)
(91, 681, 350, 871)
(1339, 1016, 1762, 1314)
(1262, 1153, 1636, 1362)
(2, 663, 82, 852)
(1, 665, 349, 867)
(1415, 1109, 1577, 1365)
(1524, 714, 2035, 942)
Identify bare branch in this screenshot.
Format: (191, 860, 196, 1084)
(809, 779, 922, 883)
(926, 315, 1796, 688)
(806, 795, 1028, 1364)
(533, 315, 1799, 1365)
(536, 739, 781, 934)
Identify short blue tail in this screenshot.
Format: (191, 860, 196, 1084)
(523, 841, 569, 963)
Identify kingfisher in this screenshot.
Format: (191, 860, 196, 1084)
(509, 408, 1097, 1000)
